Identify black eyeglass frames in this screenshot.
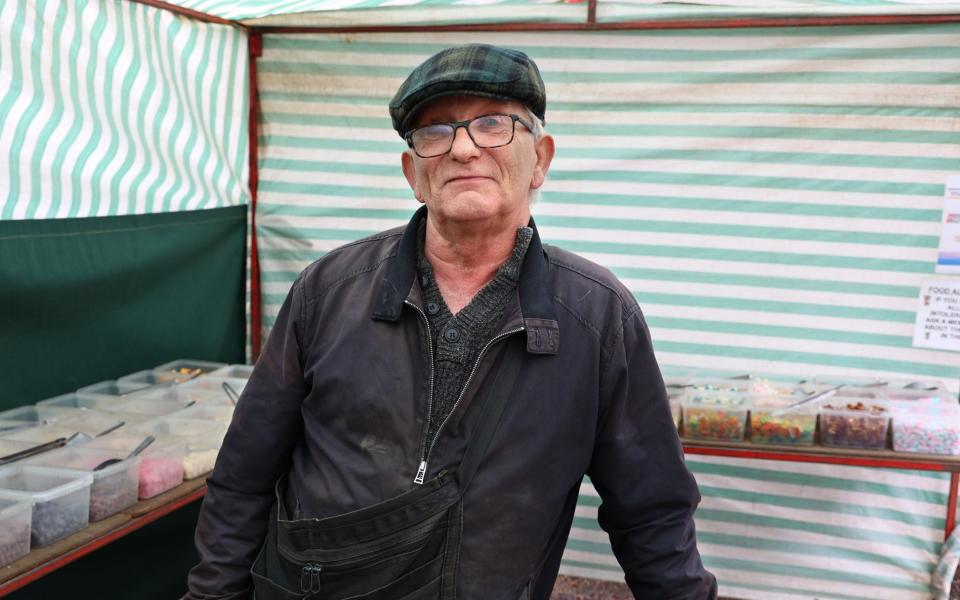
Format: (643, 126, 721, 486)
(404, 113, 534, 158)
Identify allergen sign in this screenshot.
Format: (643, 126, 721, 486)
(913, 280, 960, 352)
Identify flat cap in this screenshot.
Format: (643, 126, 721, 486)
(389, 44, 546, 137)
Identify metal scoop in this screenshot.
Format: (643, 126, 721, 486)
(771, 385, 845, 417)
(222, 382, 240, 406)
(93, 435, 155, 471)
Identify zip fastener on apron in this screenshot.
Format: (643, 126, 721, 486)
(284, 521, 439, 593)
(300, 564, 322, 594)
(405, 300, 436, 485)
(414, 327, 524, 485)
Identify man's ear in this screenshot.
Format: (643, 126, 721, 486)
(530, 134, 555, 190)
(401, 150, 423, 203)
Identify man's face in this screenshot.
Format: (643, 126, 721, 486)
(401, 95, 554, 228)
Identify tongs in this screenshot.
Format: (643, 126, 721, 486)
(771, 384, 845, 417)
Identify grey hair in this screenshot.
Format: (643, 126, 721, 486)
(525, 107, 546, 204)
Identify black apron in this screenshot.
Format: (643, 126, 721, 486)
(251, 338, 525, 600)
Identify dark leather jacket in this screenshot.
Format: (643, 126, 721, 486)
(186, 207, 717, 599)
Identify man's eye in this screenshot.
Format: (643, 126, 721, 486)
(474, 116, 507, 132)
(418, 125, 451, 141)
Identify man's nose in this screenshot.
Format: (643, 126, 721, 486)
(449, 125, 480, 160)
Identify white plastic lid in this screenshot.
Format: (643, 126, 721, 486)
(0, 465, 93, 503)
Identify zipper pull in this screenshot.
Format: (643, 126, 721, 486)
(414, 460, 427, 485)
(300, 565, 311, 593)
(310, 565, 322, 593)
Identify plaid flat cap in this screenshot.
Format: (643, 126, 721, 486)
(389, 44, 546, 137)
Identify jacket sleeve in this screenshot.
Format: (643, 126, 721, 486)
(184, 276, 310, 600)
(586, 308, 717, 600)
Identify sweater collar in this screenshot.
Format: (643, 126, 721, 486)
(372, 205, 559, 355)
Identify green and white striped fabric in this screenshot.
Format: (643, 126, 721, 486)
(161, 0, 960, 26)
(256, 27, 960, 598)
(164, 0, 587, 27)
(0, 0, 249, 220)
(596, 1, 960, 24)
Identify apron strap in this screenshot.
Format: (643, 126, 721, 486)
(456, 335, 525, 490)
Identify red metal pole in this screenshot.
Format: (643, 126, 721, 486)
(248, 33, 263, 362)
(947, 473, 959, 541)
(253, 13, 960, 34)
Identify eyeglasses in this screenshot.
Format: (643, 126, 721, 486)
(404, 113, 533, 158)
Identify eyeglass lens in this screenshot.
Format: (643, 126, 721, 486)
(410, 114, 517, 157)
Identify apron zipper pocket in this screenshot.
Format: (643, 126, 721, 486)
(300, 564, 322, 593)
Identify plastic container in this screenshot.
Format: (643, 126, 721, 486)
(180, 376, 247, 396)
(172, 404, 234, 425)
(116, 369, 178, 391)
(0, 425, 79, 445)
(0, 405, 78, 426)
(37, 391, 125, 412)
(133, 387, 230, 408)
(0, 440, 39, 464)
(22, 446, 140, 521)
(0, 496, 32, 566)
(819, 401, 889, 449)
(50, 410, 131, 438)
(209, 364, 253, 380)
(0, 465, 93, 547)
(748, 395, 816, 446)
(128, 417, 228, 447)
(668, 398, 681, 430)
(84, 435, 185, 500)
(151, 359, 227, 383)
(182, 432, 223, 480)
(105, 394, 193, 419)
(681, 392, 749, 442)
(892, 407, 960, 456)
(76, 380, 155, 407)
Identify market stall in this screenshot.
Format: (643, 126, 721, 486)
(3, 0, 960, 598)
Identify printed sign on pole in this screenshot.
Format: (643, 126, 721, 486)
(913, 280, 960, 352)
(936, 175, 960, 275)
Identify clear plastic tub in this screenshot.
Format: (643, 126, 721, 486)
(51, 411, 131, 438)
(84, 435, 185, 500)
(0, 425, 79, 445)
(748, 395, 817, 446)
(22, 446, 140, 521)
(38, 391, 125, 412)
(172, 404, 234, 425)
(182, 432, 223, 480)
(76, 380, 155, 407)
(0, 405, 78, 426)
(180, 377, 247, 396)
(819, 401, 889, 449)
(128, 417, 227, 446)
(104, 395, 194, 419)
(892, 408, 960, 456)
(151, 360, 227, 383)
(0, 465, 92, 547)
(681, 392, 749, 442)
(116, 369, 179, 391)
(0, 496, 31, 566)
(668, 398, 681, 430)
(209, 364, 253, 380)
(132, 387, 230, 408)
(0, 440, 38, 464)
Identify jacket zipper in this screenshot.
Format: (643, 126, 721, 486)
(405, 300, 435, 485)
(414, 326, 524, 485)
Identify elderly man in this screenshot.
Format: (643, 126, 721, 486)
(186, 44, 716, 600)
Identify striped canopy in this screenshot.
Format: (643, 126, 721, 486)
(161, 0, 960, 26)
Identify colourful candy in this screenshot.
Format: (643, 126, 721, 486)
(820, 403, 888, 449)
(750, 411, 815, 446)
(892, 417, 960, 455)
(138, 456, 183, 499)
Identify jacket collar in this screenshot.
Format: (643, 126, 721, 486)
(372, 205, 559, 355)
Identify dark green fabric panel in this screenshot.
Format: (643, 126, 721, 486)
(0, 206, 247, 406)
(7, 499, 203, 600)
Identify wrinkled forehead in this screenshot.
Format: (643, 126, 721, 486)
(412, 94, 529, 127)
